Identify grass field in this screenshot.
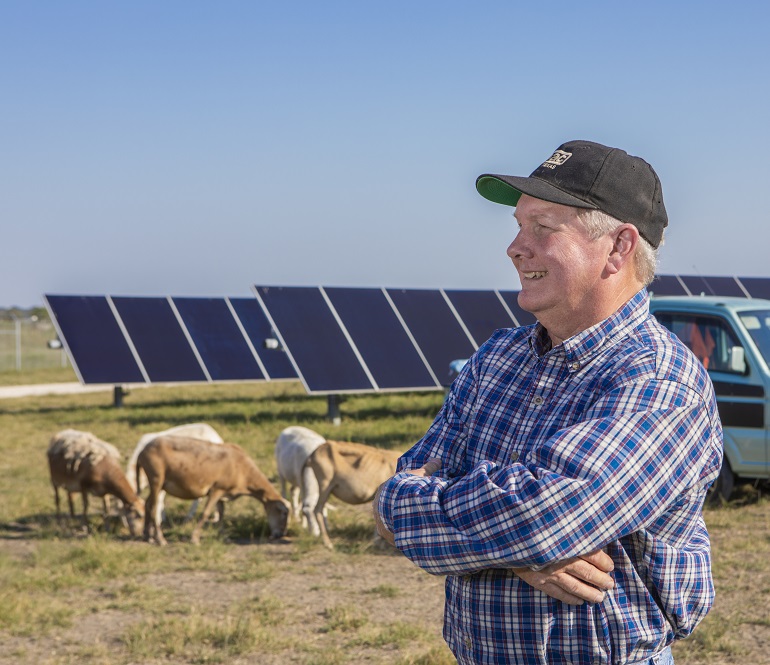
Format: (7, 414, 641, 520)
(1, 371, 768, 664)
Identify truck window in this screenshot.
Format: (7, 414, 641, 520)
(655, 313, 741, 373)
(738, 309, 770, 371)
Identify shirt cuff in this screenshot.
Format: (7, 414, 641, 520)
(376, 472, 410, 534)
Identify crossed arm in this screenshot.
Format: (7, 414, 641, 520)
(373, 460, 614, 606)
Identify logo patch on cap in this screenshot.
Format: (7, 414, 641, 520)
(541, 150, 572, 170)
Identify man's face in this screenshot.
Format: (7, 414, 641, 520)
(508, 194, 614, 343)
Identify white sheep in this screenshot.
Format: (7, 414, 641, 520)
(126, 422, 224, 525)
(47, 429, 144, 535)
(275, 425, 329, 536)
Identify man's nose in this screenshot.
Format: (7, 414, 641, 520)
(507, 233, 528, 259)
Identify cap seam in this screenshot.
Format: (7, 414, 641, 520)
(529, 175, 600, 209)
(586, 149, 615, 203)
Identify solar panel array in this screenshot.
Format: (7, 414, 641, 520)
(44, 295, 296, 386)
(649, 274, 760, 298)
(45, 274, 770, 398)
(252, 286, 535, 394)
(45, 288, 535, 394)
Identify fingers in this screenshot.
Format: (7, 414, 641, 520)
(512, 566, 596, 605)
(536, 581, 589, 606)
(580, 548, 615, 573)
(512, 551, 615, 605)
(406, 458, 442, 478)
(563, 558, 615, 591)
(548, 567, 608, 603)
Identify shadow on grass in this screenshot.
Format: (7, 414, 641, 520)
(707, 480, 770, 510)
(0, 512, 143, 542)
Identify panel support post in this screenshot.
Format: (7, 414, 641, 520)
(113, 385, 127, 408)
(327, 394, 341, 426)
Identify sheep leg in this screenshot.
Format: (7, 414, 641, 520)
(215, 499, 225, 524)
(81, 492, 92, 533)
(291, 485, 302, 525)
(191, 489, 226, 545)
(182, 498, 199, 524)
(143, 478, 166, 546)
(52, 484, 62, 521)
(314, 483, 337, 550)
(185, 498, 222, 524)
(156, 490, 166, 526)
(301, 464, 322, 537)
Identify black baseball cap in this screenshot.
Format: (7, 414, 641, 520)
(475, 140, 668, 248)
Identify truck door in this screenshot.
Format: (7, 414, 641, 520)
(654, 311, 766, 480)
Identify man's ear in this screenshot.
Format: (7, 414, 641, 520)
(606, 224, 639, 274)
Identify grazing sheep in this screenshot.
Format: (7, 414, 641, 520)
(275, 425, 329, 536)
(126, 422, 224, 524)
(306, 440, 401, 549)
(47, 429, 144, 535)
(137, 435, 290, 546)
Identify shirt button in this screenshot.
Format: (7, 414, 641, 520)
(571, 361, 581, 370)
(533, 396, 544, 405)
(464, 637, 472, 650)
(510, 451, 519, 462)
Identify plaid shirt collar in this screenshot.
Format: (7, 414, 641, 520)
(529, 288, 650, 372)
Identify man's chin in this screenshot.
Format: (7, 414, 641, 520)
(516, 289, 542, 316)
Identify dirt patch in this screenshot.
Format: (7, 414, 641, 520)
(0, 537, 448, 665)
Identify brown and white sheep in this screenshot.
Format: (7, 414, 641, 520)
(47, 429, 144, 535)
(306, 440, 401, 549)
(136, 435, 290, 546)
(126, 422, 224, 524)
(275, 425, 329, 536)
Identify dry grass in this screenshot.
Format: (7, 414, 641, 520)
(0, 377, 768, 664)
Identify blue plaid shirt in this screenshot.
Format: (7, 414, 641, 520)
(377, 289, 722, 665)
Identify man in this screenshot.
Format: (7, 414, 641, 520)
(374, 140, 722, 665)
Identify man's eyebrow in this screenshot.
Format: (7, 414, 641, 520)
(513, 210, 552, 223)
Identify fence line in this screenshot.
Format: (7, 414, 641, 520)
(0, 319, 68, 372)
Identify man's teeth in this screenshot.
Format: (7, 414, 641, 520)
(523, 271, 547, 279)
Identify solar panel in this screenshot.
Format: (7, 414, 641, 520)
(111, 297, 207, 383)
(737, 277, 770, 300)
(324, 287, 438, 390)
(172, 297, 266, 381)
(44, 295, 145, 384)
(385, 288, 477, 385)
(253, 286, 374, 393)
(498, 291, 537, 326)
(678, 275, 746, 297)
(698, 276, 748, 297)
(46, 294, 294, 388)
(444, 290, 518, 346)
(649, 275, 689, 296)
(228, 297, 297, 380)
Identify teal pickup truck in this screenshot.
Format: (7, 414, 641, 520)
(649, 296, 770, 502)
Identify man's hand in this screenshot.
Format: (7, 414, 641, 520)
(512, 549, 615, 605)
(372, 458, 442, 547)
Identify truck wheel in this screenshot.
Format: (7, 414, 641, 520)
(708, 457, 734, 505)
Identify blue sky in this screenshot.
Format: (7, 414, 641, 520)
(2, 1, 769, 308)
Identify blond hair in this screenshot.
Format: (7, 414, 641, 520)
(577, 209, 660, 286)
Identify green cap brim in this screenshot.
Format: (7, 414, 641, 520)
(476, 175, 523, 207)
